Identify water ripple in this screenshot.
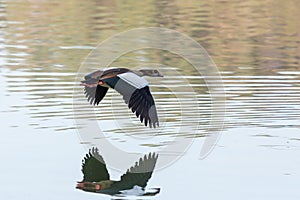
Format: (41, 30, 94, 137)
(1, 0, 300, 147)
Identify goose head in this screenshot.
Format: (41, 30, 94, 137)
(139, 69, 164, 77)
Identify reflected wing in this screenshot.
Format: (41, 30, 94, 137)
(81, 147, 110, 182)
(81, 70, 103, 105)
(108, 153, 158, 191)
(103, 72, 159, 128)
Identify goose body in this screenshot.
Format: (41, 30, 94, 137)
(81, 68, 163, 128)
(76, 148, 160, 197)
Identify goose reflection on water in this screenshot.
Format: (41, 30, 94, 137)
(76, 147, 160, 198)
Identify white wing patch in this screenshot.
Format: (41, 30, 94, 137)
(118, 72, 148, 89)
(119, 185, 144, 195)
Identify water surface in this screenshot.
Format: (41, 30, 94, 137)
(1, 1, 300, 200)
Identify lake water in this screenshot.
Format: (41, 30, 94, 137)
(1, 1, 300, 200)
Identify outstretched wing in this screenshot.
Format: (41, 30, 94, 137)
(81, 147, 110, 182)
(83, 86, 97, 105)
(103, 72, 159, 128)
(94, 85, 109, 105)
(81, 70, 103, 105)
(108, 152, 158, 192)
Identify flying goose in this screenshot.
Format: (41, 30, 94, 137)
(76, 147, 160, 197)
(81, 68, 163, 128)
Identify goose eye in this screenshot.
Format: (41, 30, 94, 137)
(154, 70, 158, 73)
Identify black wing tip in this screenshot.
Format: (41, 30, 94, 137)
(148, 121, 159, 128)
(127, 87, 159, 128)
(148, 152, 158, 159)
(84, 91, 95, 105)
(124, 152, 158, 174)
(90, 147, 99, 154)
(82, 147, 99, 162)
(94, 85, 108, 105)
(82, 147, 107, 167)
